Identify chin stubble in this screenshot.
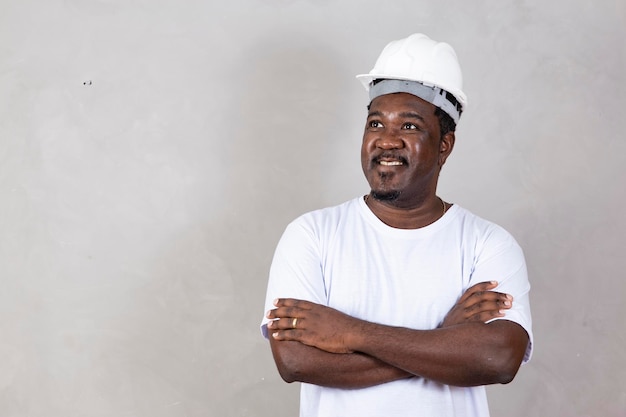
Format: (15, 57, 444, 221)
(371, 190, 401, 201)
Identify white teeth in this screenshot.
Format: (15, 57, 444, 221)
(379, 161, 403, 166)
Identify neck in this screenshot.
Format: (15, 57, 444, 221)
(364, 193, 447, 229)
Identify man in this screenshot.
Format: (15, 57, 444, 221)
(261, 33, 532, 417)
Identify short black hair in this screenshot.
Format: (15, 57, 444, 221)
(434, 106, 456, 137)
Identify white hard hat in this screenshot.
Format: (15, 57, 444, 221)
(356, 33, 467, 124)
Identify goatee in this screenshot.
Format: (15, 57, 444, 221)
(371, 190, 401, 201)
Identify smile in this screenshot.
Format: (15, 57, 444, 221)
(379, 160, 404, 166)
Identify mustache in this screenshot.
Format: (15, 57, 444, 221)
(372, 152, 408, 164)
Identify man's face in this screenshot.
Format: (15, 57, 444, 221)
(361, 92, 452, 205)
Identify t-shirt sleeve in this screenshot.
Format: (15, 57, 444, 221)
(467, 225, 534, 363)
(260, 217, 327, 339)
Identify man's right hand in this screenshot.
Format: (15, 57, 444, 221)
(440, 281, 513, 328)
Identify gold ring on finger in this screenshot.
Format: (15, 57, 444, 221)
(292, 317, 298, 329)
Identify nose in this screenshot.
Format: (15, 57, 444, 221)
(376, 130, 403, 149)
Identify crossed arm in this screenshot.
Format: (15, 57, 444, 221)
(266, 281, 529, 388)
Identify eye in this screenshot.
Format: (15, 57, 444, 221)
(402, 123, 419, 130)
(368, 120, 383, 128)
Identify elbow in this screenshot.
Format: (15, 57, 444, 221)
(483, 321, 529, 385)
(275, 365, 295, 383)
(484, 344, 524, 385)
(475, 356, 520, 386)
(276, 356, 315, 384)
(277, 365, 300, 384)
(493, 362, 520, 385)
(270, 339, 306, 384)
(274, 352, 302, 383)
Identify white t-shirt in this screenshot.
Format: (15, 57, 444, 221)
(261, 197, 533, 417)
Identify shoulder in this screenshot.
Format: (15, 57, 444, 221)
(452, 206, 516, 238)
(272, 197, 363, 261)
(285, 197, 361, 236)
(451, 206, 523, 255)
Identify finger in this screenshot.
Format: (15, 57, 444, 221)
(462, 291, 513, 310)
(269, 316, 306, 329)
(458, 281, 498, 303)
(467, 308, 508, 323)
(273, 298, 312, 308)
(266, 305, 307, 320)
(463, 297, 512, 316)
(454, 302, 510, 324)
(271, 328, 299, 341)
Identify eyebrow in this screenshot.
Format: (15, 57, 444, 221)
(399, 111, 426, 122)
(367, 110, 426, 122)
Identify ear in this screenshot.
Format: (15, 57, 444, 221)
(439, 132, 456, 167)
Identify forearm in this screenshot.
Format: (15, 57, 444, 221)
(268, 297, 529, 387)
(269, 337, 412, 388)
(351, 320, 529, 387)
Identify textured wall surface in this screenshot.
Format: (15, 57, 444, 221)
(0, 1, 624, 416)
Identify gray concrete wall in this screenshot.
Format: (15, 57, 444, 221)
(0, 1, 624, 415)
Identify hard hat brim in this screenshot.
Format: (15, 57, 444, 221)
(356, 73, 467, 110)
